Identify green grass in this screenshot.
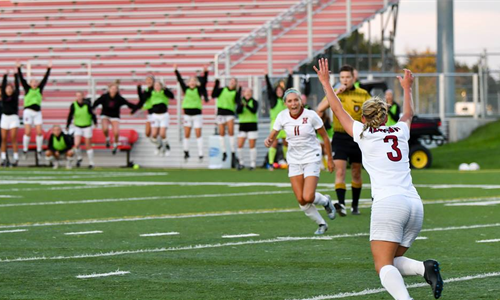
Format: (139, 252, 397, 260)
(0, 168, 499, 299)
(432, 119, 500, 169)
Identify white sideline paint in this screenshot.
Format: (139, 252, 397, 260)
(0, 236, 337, 263)
(294, 272, 500, 300)
(222, 233, 260, 238)
(64, 231, 103, 236)
(445, 200, 500, 206)
(0, 195, 21, 198)
(76, 270, 130, 279)
(415, 236, 428, 240)
(140, 232, 179, 237)
(476, 238, 500, 243)
(0, 171, 168, 176)
(0, 229, 27, 234)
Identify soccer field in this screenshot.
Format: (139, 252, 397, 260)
(0, 168, 499, 300)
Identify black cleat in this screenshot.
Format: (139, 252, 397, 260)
(88, 164, 94, 169)
(249, 166, 255, 171)
(199, 156, 203, 162)
(424, 260, 444, 299)
(112, 146, 118, 155)
(334, 203, 347, 217)
(12, 160, 18, 167)
(1, 160, 8, 167)
(184, 151, 190, 161)
(231, 153, 237, 168)
(237, 163, 244, 171)
(351, 207, 361, 215)
(106, 141, 111, 148)
(222, 152, 227, 162)
(76, 159, 83, 168)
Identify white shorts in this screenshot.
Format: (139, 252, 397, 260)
(288, 161, 321, 178)
(370, 195, 424, 248)
(73, 126, 93, 139)
(183, 114, 202, 129)
(216, 115, 235, 125)
(101, 115, 120, 122)
(23, 109, 43, 126)
(146, 114, 154, 123)
(151, 113, 169, 128)
(238, 131, 258, 140)
(1, 114, 20, 130)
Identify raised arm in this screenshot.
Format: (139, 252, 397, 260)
(314, 58, 354, 137)
(247, 98, 259, 114)
(163, 87, 175, 99)
(174, 66, 187, 92)
(16, 62, 30, 92)
(14, 72, 19, 95)
(1, 73, 6, 95)
(39, 61, 52, 93)
(397, 69, 415, 128)
(92, 95, 104, 109)
(211, 79, 223, 98)
(285, 70, 293, 90)
(265, 74, 277, 108)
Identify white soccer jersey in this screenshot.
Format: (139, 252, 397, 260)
(273, 108, 323, 164)
(352, 121, 419, 200)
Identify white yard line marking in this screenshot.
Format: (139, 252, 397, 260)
(140, 232, 180, 237)
(76, 270, 130, 279)
(445, 200, 500, 206)
(0, 229, 27, 234)
(0, 195, 21, 198)
(415, 236, 428, 240)
(0, 236, 335, 263)
(0, 171, 168, 176)
(222, 233, 260, 238)
(2, 221, 500, 263)
(476, 238, 500, 243)
(294, 272, 500, 300)
(0, 208, 299, 229)
(64, 231, 103, 236)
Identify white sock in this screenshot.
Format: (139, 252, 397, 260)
(379, 265, 412, 300)
(313, 192, 329, 206)
(87, 149, 94, 165)
(66, 156, 73, 168)
(36, 135, 43, 152)
(106, 137, 110, 143)
(23, 135, 30, 152)
(249, 148, 257, 168)
(13, 152, 19, 161)
(183, 138, 189, 152)
(299, 203, 326, 225)
(219, 136, 226, 153)
(46, 155, 54, 162)
(196, 137, 203, 157)
(237, 148, 244, 165)
(113, 142, 118, 148)
(394, 257, 425, 277)
(229, 135, 235, 152)
(1, 152, 5, 160)
(75, 148, 82, 160)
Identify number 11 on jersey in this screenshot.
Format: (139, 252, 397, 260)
(294, 126, 300, 136)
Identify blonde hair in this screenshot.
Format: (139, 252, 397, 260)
(360, 97, 387, 139)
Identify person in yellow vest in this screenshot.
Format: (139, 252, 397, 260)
(137, 75, 155, 140)
(92, 83, 137, 155)
(17, 61, 52, 160)
(316, 64, 371, 216)
(265, 70, 293, 170)
(175, 65, 209, 161)
(138, 81, 175, 156)
(385, 89, 401, 126)
(236, 87, 259, 171)
(46, 125, 74, 169)
(66, 91, 97, 168)
(212, 77, 240, 168)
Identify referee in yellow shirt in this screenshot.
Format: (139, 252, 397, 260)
(317, 65, 371, 216)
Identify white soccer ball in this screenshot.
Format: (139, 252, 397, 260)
(469, 162, 480, 171)
(459, 163, 470, 171)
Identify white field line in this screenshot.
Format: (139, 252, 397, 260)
(0, 208, 299, 229)
(64, 231, 103, 236)
(445, 200, 500, 206)
(0, 171, 168, 176)
(0, 195, 21, 198)
(76, 270, 130, 279)
(294, 272, 500, 300)
(0, 229, 27, 234)
(476, 238, 500, 243)
(140, 232, 179, 237)
(415, 236, 428, 240)
(0, 185, 123, 192)
(222, 233, 260, 238)
(0, 236, 338, 263)
(3, 222, 500, 264)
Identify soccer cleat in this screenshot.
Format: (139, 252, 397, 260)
(351, 207, 361, 215)
(105, 141, 110, 148)
(222, 152, 227, 162)
(334, 203, 347, 217)
(237, 163, 245, 171)
(199, 156, 204, 162)
(249, 166, 255, 171)
(231, 153, 237, 168)
(1, 160, 8, 168)
(184, 151, 190, 161)
(314, 224, 328, 235)
(88, 164, 94, 169)
(112, 146, 118, 155)
(12, 160, 18, 167)
(23, 151, 28, 160)
(164, 143, 171, 157)
(76, 159, 83, 168)
(323, 195, 336, 220)
(424, 260, 444, 299)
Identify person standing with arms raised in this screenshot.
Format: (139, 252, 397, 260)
(1, 70, 20, 167)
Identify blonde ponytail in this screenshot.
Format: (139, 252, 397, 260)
(359, 97, 387, 139)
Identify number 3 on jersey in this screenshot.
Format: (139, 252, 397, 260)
(383, 135, 402, 162)
(294, 126, 300, 136)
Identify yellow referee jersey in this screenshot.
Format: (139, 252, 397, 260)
(322, 87, 371, 134)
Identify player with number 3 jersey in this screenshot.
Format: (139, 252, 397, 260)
(315, 58, 443, 300)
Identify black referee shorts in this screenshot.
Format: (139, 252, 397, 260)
(331, 132, 362, 164)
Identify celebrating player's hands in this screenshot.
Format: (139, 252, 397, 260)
(397, 69, 414, 90)
(313, 58, 330, 86)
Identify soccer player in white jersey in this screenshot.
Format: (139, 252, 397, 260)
(315, 58, 443, 299)
(264, 88, 336, 235)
